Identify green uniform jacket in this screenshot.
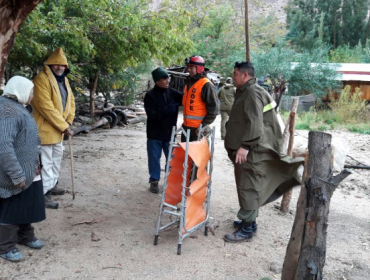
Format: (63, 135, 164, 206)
(224, 78, 304, 210)
(217, 84, 235, 111)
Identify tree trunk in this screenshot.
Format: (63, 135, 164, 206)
(90, 71, 99, 119)
(280, 97, 299, 213)
(32, 66, 38, 79)
(282, 131, 351, 280)
(366, 13, 370, 41)
(0, 0, 41, 81)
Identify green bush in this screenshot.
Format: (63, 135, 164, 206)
(292, 86, 370, 133)
(347, 124, 370, 134)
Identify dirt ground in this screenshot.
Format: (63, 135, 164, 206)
(1, 113, 369, 280)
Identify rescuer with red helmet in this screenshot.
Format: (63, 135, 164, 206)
(182, 55, 218, 141)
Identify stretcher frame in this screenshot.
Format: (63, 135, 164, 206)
(153, 124, 215, 255)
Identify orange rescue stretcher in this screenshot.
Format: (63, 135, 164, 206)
(153, 125, 215, 255)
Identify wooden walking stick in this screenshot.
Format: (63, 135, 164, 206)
(68, 135, 75, 199)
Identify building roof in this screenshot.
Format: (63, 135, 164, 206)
(291, 62, 370, 82)
(337, 63, 370, 82)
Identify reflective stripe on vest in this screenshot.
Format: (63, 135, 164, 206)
(184, 115, 205, 120)
(263, 100, 277, 113)
(182, 77, 210, 128)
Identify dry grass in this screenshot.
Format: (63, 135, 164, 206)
(329, 86, 369, 124)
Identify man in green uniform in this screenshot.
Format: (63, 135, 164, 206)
(224, 62, 304, 243)
(217, 77, 235, 140)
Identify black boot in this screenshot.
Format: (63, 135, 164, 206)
(47, 181, 65, 195)
(224, 222, 254, 243)
(233, 220, 258, 234)
(149, 181, 159, 194)
(44, 195, 59, 209)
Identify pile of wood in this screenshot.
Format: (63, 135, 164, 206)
(71, 102, 147, 136)
(113, 105, 147, 125)
(113, 105, 146, 118)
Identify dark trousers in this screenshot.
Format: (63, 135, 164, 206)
(147, 139, 170, 183)
(0, 224, 35, 254)
(181, 125, 199, 142)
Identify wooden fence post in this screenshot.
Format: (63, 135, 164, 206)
(280, 97, 299, 213)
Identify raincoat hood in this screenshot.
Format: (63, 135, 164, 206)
(44, 47, 68, 66)
(3, 76, 34, 105)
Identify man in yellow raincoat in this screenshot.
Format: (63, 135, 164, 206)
(32, 48, 75, 209)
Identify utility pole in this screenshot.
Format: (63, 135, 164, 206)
(244, 0, 250, 62)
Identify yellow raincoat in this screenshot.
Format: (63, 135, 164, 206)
(32, 48, 75, 145)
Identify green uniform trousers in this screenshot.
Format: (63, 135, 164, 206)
(238, 209, 259, 223)
(227, 149, 300, 222)
(220, 110, 231, 139)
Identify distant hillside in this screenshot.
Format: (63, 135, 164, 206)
(250, 0, 288, 23)
(150, 0, 289, 23)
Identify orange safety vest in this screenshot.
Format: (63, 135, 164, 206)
(182, 77, 210, 128)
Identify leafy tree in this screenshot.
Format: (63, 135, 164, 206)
(285, 0, 317, 50)
(314, 0, 342, 47)
(0, 0, 41, 81)
(250, 13, 286, 49)
(341, 0, 369, 47)
(286, 0, 370, 50)
(6, 0, 193, 109)
(253, 44, 341, 104)
(191, 4, 244, 77)
(183, 0, 286, 77)
(329, 40, 370, 63)
(288, 48, 340, 96)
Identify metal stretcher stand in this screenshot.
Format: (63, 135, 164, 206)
(154, 125, 215, 255)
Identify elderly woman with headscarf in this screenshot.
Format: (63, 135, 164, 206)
(0, 76, 46, 262)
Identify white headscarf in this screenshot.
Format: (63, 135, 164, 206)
(3, 76, 34, 105)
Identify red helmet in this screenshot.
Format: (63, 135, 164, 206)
(185, 56, 205, 74)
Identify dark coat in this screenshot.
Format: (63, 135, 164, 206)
(144, 85, 183, 141)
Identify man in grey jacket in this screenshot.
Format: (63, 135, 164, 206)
(217, 77, 236, 140)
